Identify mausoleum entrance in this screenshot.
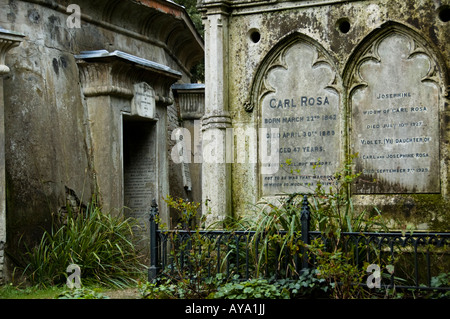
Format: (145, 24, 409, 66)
(123, 117, 157, 254)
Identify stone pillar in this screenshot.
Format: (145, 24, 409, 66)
(77, 61, 133, 214)
(0, 28, 24, 284)
(200, 2, 232, 226)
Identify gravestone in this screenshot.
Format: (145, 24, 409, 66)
(350, 33, 440, 193)
(260, 41, 341, 196)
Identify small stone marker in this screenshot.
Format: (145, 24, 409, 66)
(131, 82, 156, 119)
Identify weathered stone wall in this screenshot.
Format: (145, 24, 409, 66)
(0, 26, 24, 285)
(199, 0, 449, 230)
(0, 0, 203, 281)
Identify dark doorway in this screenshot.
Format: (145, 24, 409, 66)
(123, 116, 157, 257)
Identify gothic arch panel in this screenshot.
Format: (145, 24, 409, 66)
(248, 34, 343, 196)
(345, 23, 447, 194)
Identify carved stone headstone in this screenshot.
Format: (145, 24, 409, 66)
(131, 82, 156, 119)
(260, 41, 341, 196)
(350, 33, 440, 193)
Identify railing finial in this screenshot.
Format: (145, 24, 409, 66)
(300, 194, 311, 272)
(149, 198, 160, 281)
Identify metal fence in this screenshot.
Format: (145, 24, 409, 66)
(148, 197, 450, 292)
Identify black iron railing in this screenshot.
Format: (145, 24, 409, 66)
(148, 196, 450, 292)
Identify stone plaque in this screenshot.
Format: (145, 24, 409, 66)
(123, 122, 156, 218)
(260, 42, 341, 196)
(351, 33, 440, 193)
(131, 82, 156, 119)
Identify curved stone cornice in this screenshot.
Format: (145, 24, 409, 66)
(76, 50, 181, 104)
(172, 83, 205, 120)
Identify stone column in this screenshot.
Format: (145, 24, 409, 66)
(0, 28, 24, 284)
(200, 2, 232, 226)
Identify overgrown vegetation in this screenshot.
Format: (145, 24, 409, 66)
(145, 195, 219, 298)
(138, 156, 449, 299)
(2, 156, 448, 299)
(56, 286, 109, 299)
(211, 269, 330, 299)
(18, 196, 144, 288)
(219, 156, 389, 298)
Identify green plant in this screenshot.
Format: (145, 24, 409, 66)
(307, 238, 366, 299)
(159, 196, 219, 297)
(164, 195, 202, 230)
(246, 198, 304, 277)
(0, 283, 65, 299)
(21, 196, 144, 288)
(56, 286, 109, 299)
(427, 272, 450, 299)
(139, 272, 228, 299)
(308, 155, 388, 239)
(234, 155, 388, 281)
(431, 272, 449, 288)
(277, 269, 330, 298)
(212, 278, 290, 299)
(211, 272, 331, 299)
(138, 279, 178, 299)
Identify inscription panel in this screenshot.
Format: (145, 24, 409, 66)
(123, 122, 156, 219)
(260, 42, 341, 196)
(351, 33, 440, 193)
(131, 82, 156, 119)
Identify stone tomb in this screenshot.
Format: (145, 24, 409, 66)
(350, 33, 440, 193)
(260, 41, 341, 196)
(198, 0, 449, 228)
(76, 49, 183, 254)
